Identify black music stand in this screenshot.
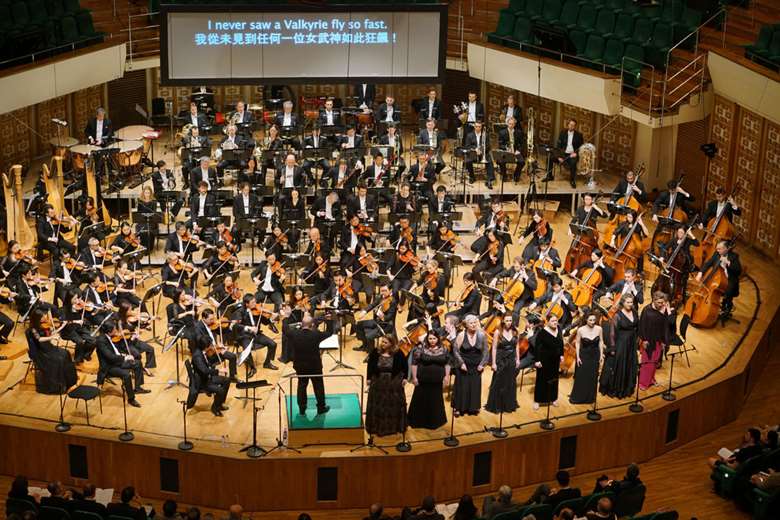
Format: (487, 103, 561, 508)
(492, 150, 518, 198)
(443, 371, 459, 447)
(662, 346, 696, 401)
(163, 324, 188, 389)
(56, 383, 71, 432)
(119, 383, 134, 442)
(133, 211, 161, 266)
(265, 382, 302, 455)
(237, 215, 269, 265)
(236, 379, 271, 458)
(539, 378, 557, 430)
(326, 309, 355, 372)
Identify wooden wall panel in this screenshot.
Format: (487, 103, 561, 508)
(731, 107, 764, 241)
(107, 70, 148, 129)
(705, 95, 737, 201)
(485, 82, 518, 125)
(522, 94, 555, 146)
(0, 108, 32, 171)
(597, 115, 635, 176)
(35, 96, 69, 155)
(674, 116, 710, 210)
(755, 121, 780, 257)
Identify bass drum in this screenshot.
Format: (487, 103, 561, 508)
(577, 143, 597, 176)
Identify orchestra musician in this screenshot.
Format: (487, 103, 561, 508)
(137, 186, 163, 250)
(275, 100, 299, 129)
(113, 260, 148, 313)
(553, 118, 584, 188)
(339, 214, 373, 268)
(569, 249, 614, 293)
(527, 275, 578, 329)
(208, 274, 241, 315)
(191, 343, 232, 417)
(378, 124, 406, 179)
(165, 222, 198, 262)
(389, 215, 417, 251)
(311, 191, 341, 243)
(14, 266, 58, 317)
(419, 87, 441, 120)
(51, 250, 78, 306)
(417, 118, 445, 175)
(407, 153, 436, 201)
(500, 95, 523, 125)
(319, 98, 342, 128)
(166, 290, 199, 342)
(391, 183, 416, 215)
(428, 221, 457, 282)
(376, 95, 400, 124)
(321, 157, 358, 191)
(363, 152, 391, 188)
(473, 199, 511, 252)
(346, 183, 378, 221)
(303, 253, 333, 300)
(264, 225, 292, 259)
(472, 230, 504, 281)
(3, 240, 35, 285)
(611, 169, 647, 206)
(388, 240, 418, 299)
(459, 91, 485, 142)
(180, 126, 210, 161)
(83, 272, 117, 325)
(182, 101, 206, 129)
(79, 237, 110, 272)
(251, 252, 285, 309)
(497, 116, 526, 183)
(571, 192, 606, 230)
(700, 187, 741, 229)
(232, 182, 260, 244)
(652, 179, 692, 223)
(493, 256, 538, 325)
(354, 284, 397, 352)
(193, 308, 239, 381)
(84, 107, 113, 146)
(77, 202, 106, 251)
(59, 289, 96, 363)
(232, 293, 280, 373)
(260, 125, 285, 178)
(276, 153, 307, 190)
(189, 181, 218, 221)
(323, 270, 357, 310)
(111, 222, 143, 259)
(603, 268, 644, 306)
(161, 252, 198, 300)
(117, 301, 157, 372)
(37, 204, 76, 257)
(203, 241, 239, 282)
(354, 83, 376, 108)
(464, 121, 495, 189)
(279, 185, 306, 222)
(696, 240, 741, 317)
(302, 126, 331, 179)
(190, 156, 217, 191)
(150, 161, 184, 220)
(447, 272, 482, 320)
(240, 157, 265, 186)
(217, 124, 248, 179)
(608, 210, 650, 274)
(521, 210, 552, 256)
(428, 185, 455, 226)
(340, 126, 364, 150)
(96, 320, 148, 407)
(522, 238, 562, 271)
(231, 100, 254, 134)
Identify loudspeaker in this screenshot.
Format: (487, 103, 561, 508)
(317, 467, 338, 501)
(68, 444, 88, 479)
(472, 451, 492, 486)
(666, 409, 680, 444)
(160, 458, 179, 493)
(559, 435, 577, 469)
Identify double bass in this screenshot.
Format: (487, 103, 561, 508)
(650, 174, 689, 254)
(683, 242, 732, 328)
(604, 212, 648, 282)
(563, 195, 603, 274)
(602, 163, 645, 242)
(651, 216, 698, 308)
(692, 186, 739, 268)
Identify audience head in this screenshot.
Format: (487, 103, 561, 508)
(498, 485, 512, 504)
(163, 500, 178, 518)
(597, 497, 613, 514)
(767, 429, 778, 450)
(120, 486, 135, 504)
(626, 463, 640, 481)
(228, 504, 243, 520)
(747, 427, 762, 445)
(555, 508, 574, 520)
(455, 495, 476, 518)
(297, 515, 312, 520)
(556, 470, 571, 487)
(47, 481, 62, 497)
(10, 475, 29, 497)
(368, 503, 384, 519)
(421, 495, 436, 513)
(83, 483, 96, 499)
(187, 507, 201, 520)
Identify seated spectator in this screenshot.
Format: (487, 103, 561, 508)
(585, 497, 617, 520)
(591, 475, 611, 495)
(522, 484, 550, 506)
(411, 496, 444, 520)
(186, 507, 201, 520)
(8, 476, 39, 504)
(453, 495, 477, 520)
(546, 470, 581, 510)
(766, 429, 778, 451)
(708, 428, 764, 470)
(70, 483, 107, 518)
(609, 464, 643, 494)
(155, 499, 181, 520)
(203, 514, 215, 520)
(751, 468, 780, 491)
(364, 503, 387, 520)
(107, 486, 146, 520)
(297, 515, 312, 520)
(554, 508, 575, 520)
(41, 481, 72, 509)
(226, 504, 243, 520)
(483, 485, 518, 519)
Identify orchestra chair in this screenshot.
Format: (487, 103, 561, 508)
(613, 483, 646, 518)
(184, 359, 209, 409)
(67, 384, 102, 424)
(95, 347, 134, 402)
(40, 505, 71, 520)
(5, 498, 38, 517)
(150, 97, 171, 127)
(670, 314, 693, 368)
(22, 330, 41, 385)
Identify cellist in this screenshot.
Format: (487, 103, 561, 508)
(565, 192, 605, 274)
(610, 170, 647, 206)
(569, 248, 614, 294)
(492, 256, 537, 326)
(607, 210, 650, 276)
(657, 225, 698, 274)
(695, 240, 741, 318)
(527, 275, 577, 330)
(571, 192, 606, 228)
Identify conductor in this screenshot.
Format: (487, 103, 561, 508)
(281, 309, 334, 415)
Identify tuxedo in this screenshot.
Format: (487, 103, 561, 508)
(522, 245, 563, 270)
(275, 112, 299, 128)
(283, 320, 334, 413)
(310, 196, 342, 223)
(180, 111, 206, 129)
(460, 101, 484, 126)
(321, 165, 358, 190)
(611, 179, 648, 204)
(189, 166, 218, 190)
(232, 192, 260, 219)
(533, 288, 577, 328)
(464, 130, 495, 182)
(188, 191, 218, 219)
(230, 306, 277, 368)
(84, 117, 113, 145)
(363, 164, 391, 188)
(501, 104, 522, 124)
(604, 279, 644, 305)
(96, 335, 144, 401)
(497, 126, 526, 180)
(318, 108, 342, 127)
(653, 189, 692, 217)
(701, 199, 742, 225)
(420, 98, 442, 120)
(354, 83, 376, 107)
(555, 129, 584, 183)
(346, 193, 377, 219)
(190, 348, 230, 412)
(701, 250, 741, 303)
(339, 134, 364, 149)
(275, 165, 307, 190)
(376, 103, 400, 124)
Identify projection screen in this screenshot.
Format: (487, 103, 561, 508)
(160, 4, 447, 84)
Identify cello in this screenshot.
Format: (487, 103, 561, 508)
(563, 194, 604, 274)
(530, 248, 556, 299)
(569, 263, 604, 307)
(604, 212, 648, 282)
(651, 216, 698, 308)
(602, 163, 646, 245)
(650, 174, 689, 254)
(692, 185, 739, 268)
(683, 242, 732, 328)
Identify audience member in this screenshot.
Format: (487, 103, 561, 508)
(453, 495, 478, 520)
(708, 428, 764, 470)
(107, 486, 146, 520)
(482, 485, 517, 519)
(40, 481, 72, 509)
(751, 468, 780, 491)
(8, 476, 39, 504)
(554, 508, 575, 520)
(610, 464, 643, 494)
(546, 470, 581, 510)
(522, 484, 550, 506)
(591, 475, 611, 495)
(585, 497, 617, 520)
(297, 515, 313, 520)
(364, 502, 386, 520)
(187, 507, 201, 520)
(226, 504, 243, 520)
(411, 496, 444, 520)
(155, 499, 181, 520)
(70, 483, 107, 517)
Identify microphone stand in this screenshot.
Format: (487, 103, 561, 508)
(662, 347, 694, 401)
(264, 382, 301, 456)
(119, 383, 134, 442)
(177, 399, 193, 451)
(587, 359, 602, 421)
(443, 372, 459, 447)
(56, 382, 71, 432)
(539, 378, 556, 430)
(396, 411, 411, 452)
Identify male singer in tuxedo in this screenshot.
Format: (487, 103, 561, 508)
(282, 309, 334, 415)
(419, 87, 441, 120)
(554, 118, 584, 188)
(497, 116, 526, 182)
(354, 83, 376, 108)
(464, 121, 495, 189)
(84, 107, 113, 146)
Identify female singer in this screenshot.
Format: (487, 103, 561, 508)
(452, 314, 489, 416)
(638, 291, 676, 390)
(407, 331, 450, 430)
(599, 294, 639, 399)
(26, 308, 77, 395)
(137, 186, 160, 250)
(532, 314, 564, 410)
(569, 308, 604, 405)
(365, 336, 408, 437)
(485, 313, 521, 414)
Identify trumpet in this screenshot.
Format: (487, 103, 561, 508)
(480, 129, 489, 165)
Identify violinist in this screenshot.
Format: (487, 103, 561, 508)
(473, 199, 510, 252)
(208, 274, 241, 315)
(251, 252, 285, 309)
(37, 204, 76, 257)
(161, 253, 197, 301)
(27, 308, 77, 395)
(164, 222, 198, 262)
(310, 191, 342, 240)
(521, 210, 552, 256)
(276, 153, 307, 191)
(696, 240, 742, 318)
(569, 249, 614, 293)
(418, 258, 447, 300)
(78, 198, 106, 250)
(192, 343, 232, 417)
(527, 275, 578, 329)
(428, 222, 457, 282)
(447, 272, 482, 320)
(303, 253, 333, 301)
(354, 284, 397, 352)
(389, 215, 417, 252)
(118, 301, 157, 373)
(304, 227, 332, 262)
(323, 270, 356, 310)
(472, 229, 504, 281)
(340, 214, 373, 268)
(203, 241, 239, 282)
(406, 153, 436, 201)
(165, 290, 199, 342)
(110, 222, 143, 268)
(50, 249, 79, 306)
(59, 289, 96, 362)
(0, 287, 13, 344)
(232, 294, 279, 373)
(363, 152, 391, 188)
(214, 221, 239, 254)
(189, 181, 218, 220)
(603, 268, 644, 306)
(83, 272, 117, 325)
(493, 256, 538, 325)
(264, 225, 292, 259)
(79, 237, 109, 276)
(389, 240, 418, 298)
(321, 157, 359, 191)
(350, 245, 379, 302)
(3, 240, 36, 284)
(391, 183, 416, 215)
(194, 308, 238, 381)
(610, 170, 646, 206)
(652, 179, 692, 223)
(346, 183, 377, 221)
(379, 123, 407, 179)
(96, 320, 147, 408)
(113, 260, 147, 312)
(14, 266, 57, 317)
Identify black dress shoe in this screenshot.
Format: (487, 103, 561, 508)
(570, 180, 577, 189)
(486, 181, 493, 190)
(211, 408, 223, 417)
(128, 400, 142, 408)
(135, 387, 151, 394)
(220, 404, 230, 411)
(0, 337, 9, 344)
(246, 367, 257, 379)
(230, 376, 239, 383)
(298, 409, 307, 416)
(316, 405, 330, 415)
(263, 362, 279, 370)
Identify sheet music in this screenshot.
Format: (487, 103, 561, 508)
(319, 334, 339, 350)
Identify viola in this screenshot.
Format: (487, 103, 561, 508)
(14, 249, 37, 265)
(400, 226, 413, 244)
(250, 306, 275, 319)
(95, 281, 116, 293)
(126, 232, 140, 248)
(174, 259, 196, 273)
(65, 257, 86, 271)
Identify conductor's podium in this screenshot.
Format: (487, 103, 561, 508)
(285, 393, 364, 446)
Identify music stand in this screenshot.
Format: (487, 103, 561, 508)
(163, 324, 188, 388)
(326, 309, 355, 371)
(141, 283, 164, 347)
(177, 399, 193, 451)
(281, 252, 308, 286)
(492, 150, 517, 198)
(443, 371, 459, 447)
(133, 211, 161, 266)
(236, 379, 271, 458)
(236, 216, 268, 264)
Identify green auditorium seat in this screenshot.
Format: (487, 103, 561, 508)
(75, 10, 103, 41)
(631, 17, 655, 47)
(11, 1, 37, 28)
(653, 0, 685, 26)
(751, 27, 780, 68)
(57, 14, 80, 44)
(646, 22, 674, 68)
(524, 0, 544, 21)
(612, 12, 635, 43)
(573, 3, 598, 32)
(507, 17, 534, 51)
(675, 7, 702, 42)
(508, 0, 525, 15)
(580, 34, 606, 68)
(598, 37, 624, 72)
(603, 0, 625, 13)
(63, 0, 87, 17)
(518, 504, 552, 520)
(555, 0, 580, 28)
(710, 453, 766, 499)
(487, 10, 516, 45)
(622, 44, 645, 88)
(745, 25, 773, 60)
(588, 8, 616, 39)
(569, 29, 588, 55)
(539, 0, 562, 24)
(45, 0, 65, 18)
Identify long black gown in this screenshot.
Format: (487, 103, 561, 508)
(407, 348, 448, 429)
(365, 351, 407, 436)
(569, 335, 601, 404)
(485, 333, 519, 413)
(452, 331, 489, 415)
(533, 327, 564, 404)
(599, 310, 639, 399)
(27, 329, 77, 395)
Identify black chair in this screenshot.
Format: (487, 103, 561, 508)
(150, 97, 170, 127)
(6, 497, 38, 516)
(184, 358, 203, 409)
(581, 492, 615, 515)
(613, 483, 646, 518)
(68, 384, 102, 424)
(40, 505, 71, 520)
(670, 314, 692, 368)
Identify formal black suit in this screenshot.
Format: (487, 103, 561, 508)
(275, 165, 307, 190)
(464, 130, 495, 182)
(274, 112, 299, 128)
(189, 191, 218, 220)
(355, 298, 398, 349)
(500, 104, 523, 124)
(189, 166, 218, 191)
(652, 189, 692, 217)
(96, 334, 144, 401)
(522, 245, 563, 270)
(231, 306, 277, 368)
(346, 193, 378, 219)
(555, 129, 584, 183)
(354, 83, 376, 107)
(217, 135, 248, 175)
(700, 250, 741, 306)
(37, 217, 75, 256)
(363, 164, 391, 188)
(84, 117, 113, 145)
(611, 178, 648, 204)
(460, 101, 485, 126)
(310, 196, 342, 224)
(190, 348, 230, 412)
(603, 279, 644, 305)
(701, 199, 742, 225)
(376, 103, 401, 124)
(419, 98, 442, 120)
(496, 266, 538, 319)
(318, 108, 342, 127)
(192, 321, 238, 377)
(533, 288, 577, 328)
(497, 126, 527, 180)
(448, 286, 481, 319)
(252, 261, 285, 308)
(339, 134, 364, 150)
(232, 192, 260, 220)
(321, 165, 358, 190)
(302, 134, 331, 175)
(179, 111, 207, 129)
(284, 319, 334, 413)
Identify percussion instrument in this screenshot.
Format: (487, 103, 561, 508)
(114, 125, 154, 141)
(116, 140, 144, 169)
(70, 144, 101, 171)
(48, 136, 78, 161)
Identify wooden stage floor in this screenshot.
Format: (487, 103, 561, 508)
(0, 204, 776, 461)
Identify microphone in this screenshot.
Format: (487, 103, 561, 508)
(51, 118, 68, 126)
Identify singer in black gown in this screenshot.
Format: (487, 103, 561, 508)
(365, 337, 408, 437)
(407, 333, 450, 430)
(485, 315, 520, 414)
(533, 316, 564, 406)
(569, 311, 603, 405)
(27, 309, 77, 395)
(599, 295, 639, 399)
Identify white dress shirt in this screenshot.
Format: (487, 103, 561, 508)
(284, 166, 295, 188)
(565, 131, 575, 154)
(467, 102, 477, 122)
(96, 120, 104, 144)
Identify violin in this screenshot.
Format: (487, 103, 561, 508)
(424, 271, 438, 292)
(174, 259, 197, 273)
(64, 257, 86, 271)
(0, 286, 18, 299)
(228, 284, 243, 301)
(399, 249, 420, 268)
(218, 249, 239, 264)
(220, 228, 237, 250)
(293, 295, 311, 312)
(14, 249, 37, 265)
(95, 281, 116, 293)
(359, 253, 379, 273)
(126, 232, 140, 248)
(94, 247, 114, 261)
(440, 229, 459, 247)
(251, 306, 275, 319)
(338, 281, 355, 299)
(353, 223, 374, 238)
(536, 218, 548, 240)
(401, 226, 414, 244)
(73, 300, 103, 313)
(271, 260, 286, 277)
(208, 316, 234, 331)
